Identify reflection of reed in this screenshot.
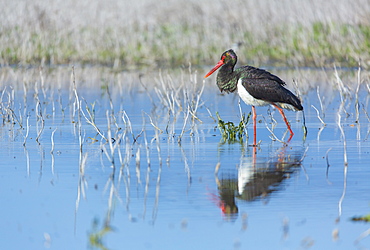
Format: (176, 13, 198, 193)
(37, 143, 45, 183)
(50, 128, 57, 175)
(23, 115, 30, 146)
(334, 65, 349, 222)
(75, 151, 88, 234)
(179, 144, 191, 186)
(74, 66, 89, 234)
(215, 145, 304, 218)
(152, 129, 162, 222)
(143, 126, 151, 220)
(23, 145, 30, 176)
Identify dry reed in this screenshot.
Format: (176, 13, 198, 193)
(0, 0, 369, 68)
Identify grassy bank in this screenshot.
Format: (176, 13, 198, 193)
(1, 0, 369, 68)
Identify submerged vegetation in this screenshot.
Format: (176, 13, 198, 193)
(0, 0, 369, 68)
(216, 112, 249, 143)
(351, 214, 370, 223)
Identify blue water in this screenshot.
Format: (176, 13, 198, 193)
(0, 68, 369, 249)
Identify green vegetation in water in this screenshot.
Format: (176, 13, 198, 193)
(351, 214, 370, 222)
(216, 112, 250, 143)
(88, 218, 112, 250)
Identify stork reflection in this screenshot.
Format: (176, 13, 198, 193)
(214, 144, 305, 219)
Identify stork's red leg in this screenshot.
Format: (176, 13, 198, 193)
(273, 104, 294, 138)
(252, 106, 257, 147)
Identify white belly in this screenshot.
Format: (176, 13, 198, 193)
(237, 79, 269, 107)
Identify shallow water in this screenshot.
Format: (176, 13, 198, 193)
(1, 67, 370, 249)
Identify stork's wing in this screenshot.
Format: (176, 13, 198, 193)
(240, 76, 303, 111)
(237, 66, 286, 86)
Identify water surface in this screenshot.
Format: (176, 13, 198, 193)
(0, 67, 369, 249)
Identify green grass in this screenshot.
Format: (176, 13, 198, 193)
(1, 0, 369, 68)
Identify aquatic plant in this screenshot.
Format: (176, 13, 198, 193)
(351, 214, 370, 222)
(88, 218, 112, 250)
(216, 112, 249, 143)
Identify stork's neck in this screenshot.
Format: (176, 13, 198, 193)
(216, 64, 239, 93)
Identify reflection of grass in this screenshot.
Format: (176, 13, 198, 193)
(216, 112, 249, 143)
(88, 218, 112, 250)
(1, 1, 369, 68)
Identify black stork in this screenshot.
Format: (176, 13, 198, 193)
(204, 49, 303, 146)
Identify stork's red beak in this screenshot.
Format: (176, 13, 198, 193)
(204, 59, 224, 78)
